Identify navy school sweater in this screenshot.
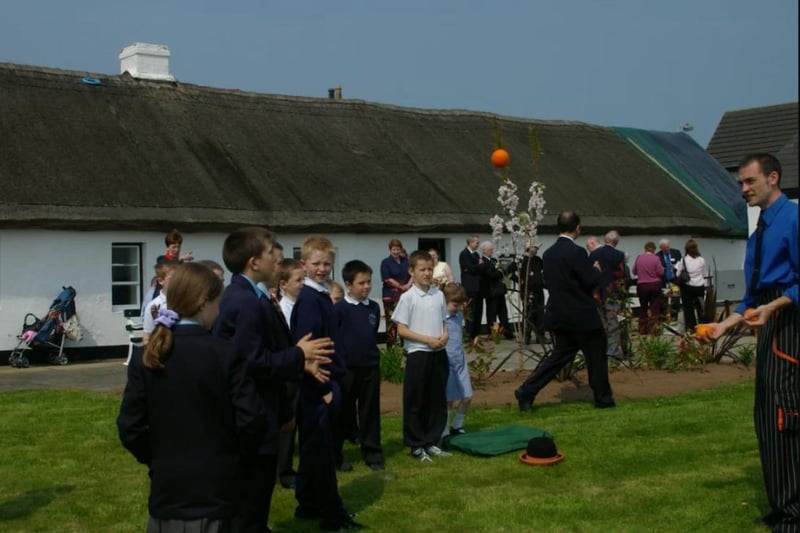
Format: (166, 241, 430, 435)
(290, 285, 346, 399)
(333, 298, 381, 368)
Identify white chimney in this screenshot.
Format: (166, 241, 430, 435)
(119, 43, 175, 81)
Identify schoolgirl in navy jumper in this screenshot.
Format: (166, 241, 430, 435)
(334, 260, 385, 470)
(117, 262, 265, 533)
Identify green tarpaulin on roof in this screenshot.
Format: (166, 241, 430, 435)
(614, 127, 748, 236)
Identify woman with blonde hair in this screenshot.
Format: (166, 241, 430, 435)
(429, 248, 454, 287)
(117, 262, 265, 533)
(675, 239, 707, 331)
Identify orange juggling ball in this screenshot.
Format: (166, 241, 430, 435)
(743, 308, 759, 322)
(491, 148, 510, 168)
(694, 324, 713, 338)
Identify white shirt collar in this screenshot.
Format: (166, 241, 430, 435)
(410, 283, 435, 296)
(304, 278, 330, 293)
(344, 294, 369, 306)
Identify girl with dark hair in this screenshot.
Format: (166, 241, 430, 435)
(117, 262, 265, 533)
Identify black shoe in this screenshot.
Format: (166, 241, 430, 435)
(514, 389, 533, 412)
(367, 462, 385, 471)
(595, 401, 616, 409)
(320, 515, 364, 531)
(337, 461, 354, 472)
(449, 426, 466, 435)
(279, 475, 296, 489)
(753, 511, 783, 527)
(294, 506, 320, 520)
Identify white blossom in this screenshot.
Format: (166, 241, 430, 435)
(490, 175, 547, 255)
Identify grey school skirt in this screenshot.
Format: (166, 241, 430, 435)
(146, 518, 230, 533)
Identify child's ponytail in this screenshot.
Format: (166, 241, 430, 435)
(143, 308, 180, 369)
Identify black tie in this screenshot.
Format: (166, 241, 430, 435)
(749, 213, 765, 296)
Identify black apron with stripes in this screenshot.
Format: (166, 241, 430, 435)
(753, 287, 799, 528)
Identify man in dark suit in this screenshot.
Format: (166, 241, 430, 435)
(517, 244, 545, 344)
(514, 211, 615, 411)
(655, 239, 682, 285)
(589, 230, 627, 358)
(478, 241, 515, 339)
(656, 238, 682, 321)
(459, 234, 486, 340)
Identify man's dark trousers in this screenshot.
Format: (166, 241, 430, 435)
(517, 328, 614, 407)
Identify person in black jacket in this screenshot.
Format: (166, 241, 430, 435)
(459, 235, 491, 341)
(588, 231, 627, 358)
(117, 262, 266, 533)
(517, 244, 545, 344)
(478, 241, 515, 339)
(514, 211, 615, 411)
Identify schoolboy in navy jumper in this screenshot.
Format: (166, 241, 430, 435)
(392, 250, 451, 463)
(212, 226, 334, 533)
(290, 235, 363, 531)
(334, 260, 385, 471)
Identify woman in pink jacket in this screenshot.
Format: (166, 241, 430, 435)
(632, 242, 665, 335)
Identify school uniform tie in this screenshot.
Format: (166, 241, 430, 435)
(749, 213, 765, 296)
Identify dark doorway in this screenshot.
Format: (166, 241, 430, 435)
(418, 238, 448, 262)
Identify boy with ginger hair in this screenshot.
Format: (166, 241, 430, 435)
(290, 235, 362, 531)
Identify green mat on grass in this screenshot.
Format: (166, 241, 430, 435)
(443, 425, 552, 456)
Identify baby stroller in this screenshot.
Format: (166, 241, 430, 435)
(9, 286, 82, 368)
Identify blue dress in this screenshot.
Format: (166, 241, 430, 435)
(445, 312, 473, 402)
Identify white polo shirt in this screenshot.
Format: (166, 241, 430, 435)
(391, 284, 446, 353)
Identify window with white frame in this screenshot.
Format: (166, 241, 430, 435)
(112, 243, 143, 308)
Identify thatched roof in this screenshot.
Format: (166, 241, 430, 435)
(0, 62, 746, 236)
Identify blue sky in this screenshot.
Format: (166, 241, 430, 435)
(1, 0, 796, 147)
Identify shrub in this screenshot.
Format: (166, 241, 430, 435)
(636, 335, 678, 370)
(465, 336, 497, 387)
(380, 344, 405, 383)
(733, 343, 756, 367)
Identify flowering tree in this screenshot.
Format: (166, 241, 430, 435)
(487, 125, 547, 347)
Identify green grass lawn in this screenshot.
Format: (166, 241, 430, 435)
(0, 381, 769, 532)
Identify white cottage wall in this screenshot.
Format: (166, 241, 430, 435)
(0, 229, 747, 353)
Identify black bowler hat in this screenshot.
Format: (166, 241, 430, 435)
(519, 436, 564, 466)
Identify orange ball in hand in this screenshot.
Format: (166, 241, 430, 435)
(694, 324, 714, 338)
(743, 308, 759, 322)
(491, 148, 510, 168)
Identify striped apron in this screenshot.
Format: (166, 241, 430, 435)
(753, 287, 799, 528)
